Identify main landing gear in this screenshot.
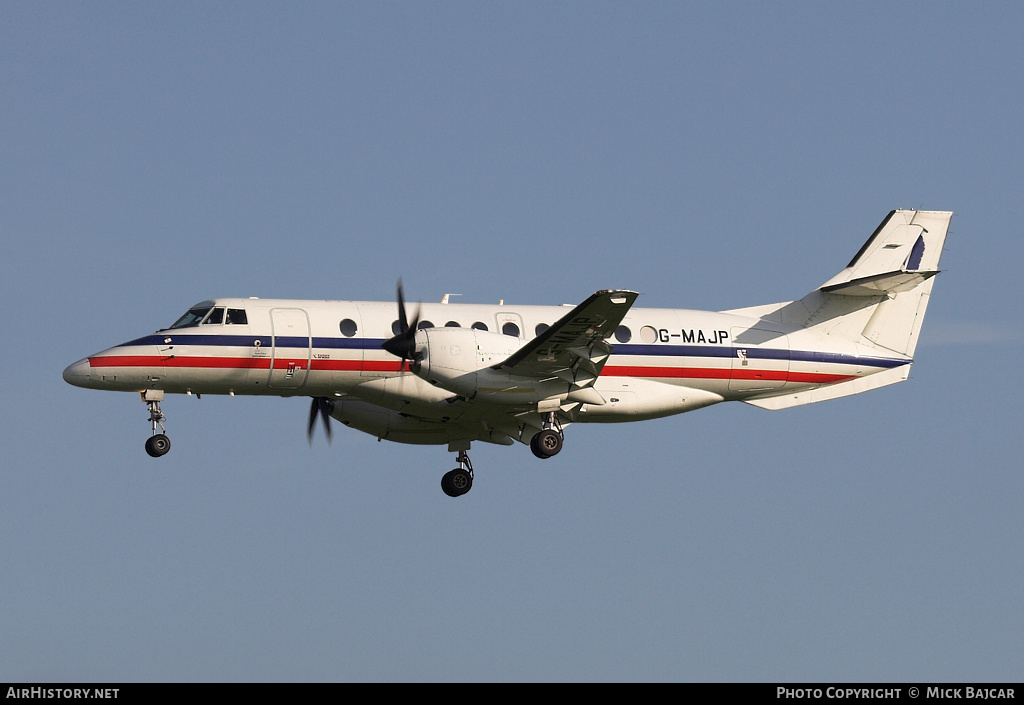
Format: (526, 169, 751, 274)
(441, 450, 474, 498)
(440, 416, 567, 497)
(142, 390, 171, 458)
(530, 413, 564, 459)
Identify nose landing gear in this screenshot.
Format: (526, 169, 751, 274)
(142, 390, 171, 457)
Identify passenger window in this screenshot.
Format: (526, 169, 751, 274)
(502, 322, 520, 337)
(339, 318, 358, 336)
(471, 322, 488, 331)
(614, 326, 631, 343)
(226, 309, 248, 325)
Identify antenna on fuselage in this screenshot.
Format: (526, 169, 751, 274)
(440, 294, 462, 304)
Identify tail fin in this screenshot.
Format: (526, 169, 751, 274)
(730, 209, 952, 357)
(735, 209, 952, 410)
(806, 209, 952, 356)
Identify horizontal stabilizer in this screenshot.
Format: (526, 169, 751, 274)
(821, 269, 939, 297)
(819, 210, 950, 290)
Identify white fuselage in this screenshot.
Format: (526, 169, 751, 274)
(60, 209, 949, 497)
(64, 296, 910, 445)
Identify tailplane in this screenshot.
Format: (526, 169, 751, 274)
(807, 209, 952, 357)
(729, 209, 952, 410)
(728, 209, 952, 357)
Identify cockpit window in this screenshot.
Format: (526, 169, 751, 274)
(166, 303, 239, 329)
(202, 307, 225, 325)
(226, 309, 247, 325)
(169, 306, 213, 329)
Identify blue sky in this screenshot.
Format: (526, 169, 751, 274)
(2, 2, 1022, 681)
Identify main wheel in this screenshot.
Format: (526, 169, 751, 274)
(145, 434, 171, 458)
(441, 468, 473, 497)
(530, 429, 562, 459)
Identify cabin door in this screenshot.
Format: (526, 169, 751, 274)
(269, 308, 311, 389)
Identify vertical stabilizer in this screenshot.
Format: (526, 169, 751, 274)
(732, 209, 952, 409)
(802, 209, 952, 356)
(726, 210, 952, 358)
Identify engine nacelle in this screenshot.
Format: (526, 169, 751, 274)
(414, 327, 568, 404)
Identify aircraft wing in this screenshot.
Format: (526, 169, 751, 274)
(494, 289, 639, 398)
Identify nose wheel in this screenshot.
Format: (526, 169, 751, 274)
(142, 390, 171, 457)
(441, 450, 474, 497)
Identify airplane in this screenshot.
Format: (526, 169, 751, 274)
(63, 209, 951, 496)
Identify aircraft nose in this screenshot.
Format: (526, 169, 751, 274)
(62, 358, 92, 388)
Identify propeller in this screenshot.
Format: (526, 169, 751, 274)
(307, 396, 334, 445)
(381, 279, 422, 371)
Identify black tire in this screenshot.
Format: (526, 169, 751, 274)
(441, 470, 456, 496)
(530, 429, 562, 459)
(145, 434, 171, 458)
(441, 468, 472, 497)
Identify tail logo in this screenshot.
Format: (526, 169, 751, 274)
(906, 234, 926, 271)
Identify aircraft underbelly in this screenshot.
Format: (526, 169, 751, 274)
(582, 378, 724, 421)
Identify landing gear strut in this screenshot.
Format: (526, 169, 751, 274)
(142, 390, 171, 458)
(530, 413, 564, 459)
(441, 450, 474, 497)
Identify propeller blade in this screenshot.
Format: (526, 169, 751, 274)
(382, 279, 421, 367)
(307, 397, 333, 445)
(320, 398, 333, 443)
(397, 279, 408, 333)
(381, 330, 412, 359)
(307, 398, 319, 444)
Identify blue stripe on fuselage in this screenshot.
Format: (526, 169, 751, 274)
(118, 333, 910, 369)
(123, 333, 381, 350)
(611, 344, 909, 369)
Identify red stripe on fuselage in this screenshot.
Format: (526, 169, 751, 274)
(90, 356, 855, 384)
(601, 365, 856, 385)
(88, 355, 403, 373)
